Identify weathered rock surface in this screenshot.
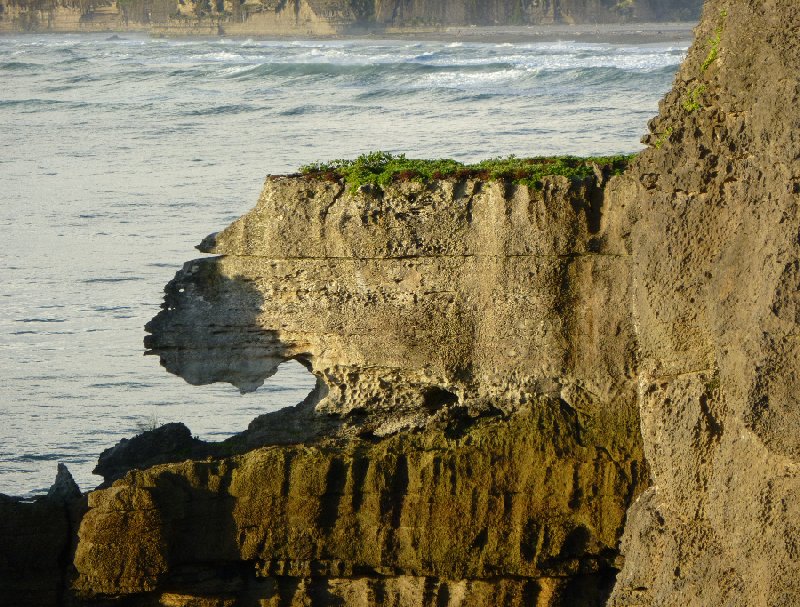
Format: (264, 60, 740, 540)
(147, 173, 638, 436)
(72, 405, 643, 605)
(0, 466, 86, 607)
(69, 168, 645, 606)
(0, 0, 701, 35)
(48, 462, 83, 502)
(607, 0, 800, 605)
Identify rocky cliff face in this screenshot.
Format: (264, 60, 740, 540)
(0, 167, 646, 606)
(88, 170, 642, 606)
(607, 0, 800, 605)
(0, 0, 701, 34)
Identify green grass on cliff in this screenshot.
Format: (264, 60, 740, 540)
(299, 151, 634, 192)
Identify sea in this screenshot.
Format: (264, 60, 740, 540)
(1, 33, 688, 497)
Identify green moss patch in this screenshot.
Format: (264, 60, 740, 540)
(300, 151, 634, 192)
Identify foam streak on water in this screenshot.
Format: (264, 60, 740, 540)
(0, 33, 686, 497)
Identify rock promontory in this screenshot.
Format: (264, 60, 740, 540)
(114, 161, 643, 605)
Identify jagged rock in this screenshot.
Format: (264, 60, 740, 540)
(608, 0, 800, 605)
(0, 479, 86, 606)
(47, 462, 82, 502)
(94, 422, 204, 485)
(146, 174, 638, 438)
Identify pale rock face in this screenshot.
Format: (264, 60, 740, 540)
(609, 0, 800, 605)
(0, 0, 702, 34)
(87, 169, 649, 606)
(146, 175, 638, 440)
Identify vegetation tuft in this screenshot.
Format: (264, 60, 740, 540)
(682, 84, 707, 112)
(654, 126, 674, 149)
(300, 151, 634, 192)
(701, 9, 728, 72)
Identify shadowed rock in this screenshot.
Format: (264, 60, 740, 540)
(94, 422, 206, 485)
(47, 463, 82, 502)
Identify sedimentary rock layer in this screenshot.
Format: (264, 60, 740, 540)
(608, 0, 800, 604)
(65, 170, 645, 606)
(146, 175, 638, 435)
(73, 406, 642, 605)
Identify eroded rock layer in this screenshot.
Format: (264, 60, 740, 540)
(608, 0, 800, 605)
(73, 405, 643, 605)
(65, 170, 647, 605)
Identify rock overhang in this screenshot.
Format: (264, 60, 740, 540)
(144, 171, 639, 437)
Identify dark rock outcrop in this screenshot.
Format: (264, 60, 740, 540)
(94, 422, 206, 485)
(73, 405, 643, 605)
(48, 463, 82, 502)
(0, 466, 86, 607)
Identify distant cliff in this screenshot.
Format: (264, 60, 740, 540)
(0, 0, 702, 35)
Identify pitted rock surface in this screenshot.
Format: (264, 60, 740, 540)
(106, 171, 646, 606)
(608, 0, 800, 605)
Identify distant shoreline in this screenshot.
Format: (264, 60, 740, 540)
(348, 23, 696, 44)
(1, 22, 696, 45)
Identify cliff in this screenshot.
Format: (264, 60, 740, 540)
(0, 0, 702, 35)
(103, 165, 643, 606)
(0, 163, 647, 606)
(607, 0, 800, 604)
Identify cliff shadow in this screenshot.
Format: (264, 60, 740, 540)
(142, 256, 339, 456)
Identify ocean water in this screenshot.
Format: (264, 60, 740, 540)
(1, 33, 687, 497)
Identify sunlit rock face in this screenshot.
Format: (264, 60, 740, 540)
(89, 170, 650, 606)
(608, 0, 800, 605)
(146, 174, 639, 439)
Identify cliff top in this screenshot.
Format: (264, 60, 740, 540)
(298, 151, 634, 192)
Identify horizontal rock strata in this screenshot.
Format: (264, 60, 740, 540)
(73, 405, 643, 605)
(62, 169, 645, 606)
(4, 1, 800, 604)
